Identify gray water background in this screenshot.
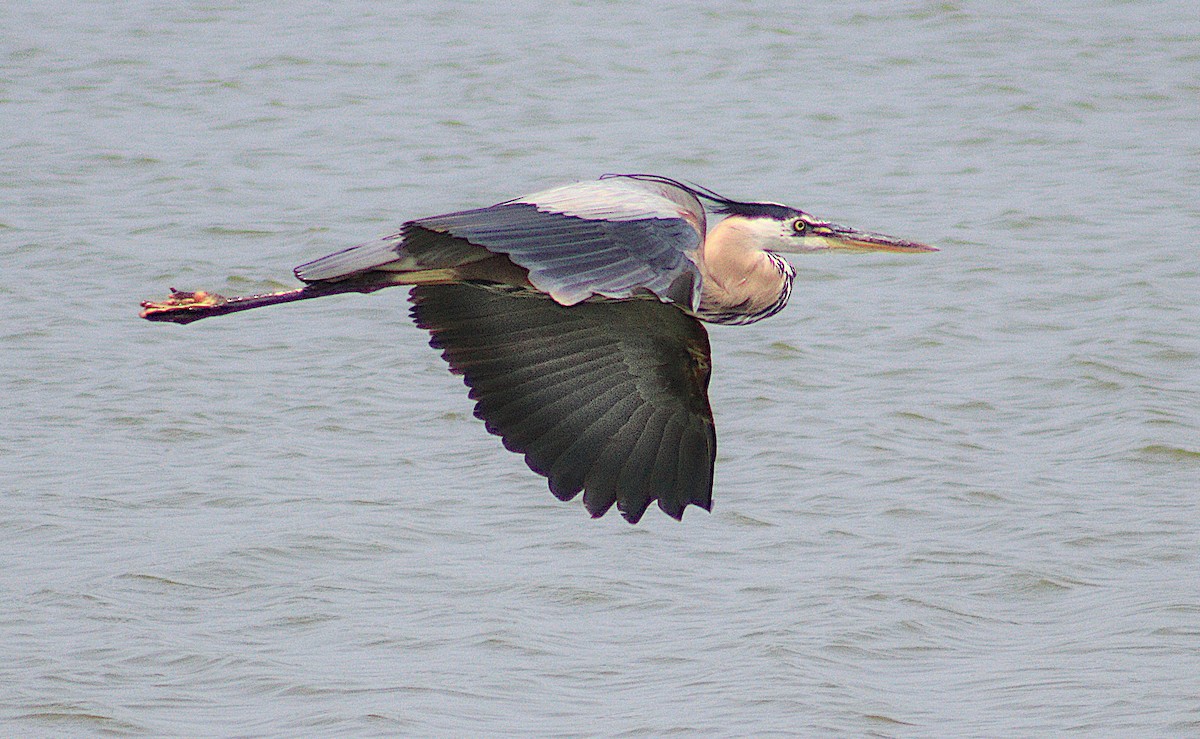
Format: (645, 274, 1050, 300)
(3, 1, 1199, 735)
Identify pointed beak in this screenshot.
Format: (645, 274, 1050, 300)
(807, 223, 937, 253)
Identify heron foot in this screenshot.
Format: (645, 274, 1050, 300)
(140, 288, 228, 322)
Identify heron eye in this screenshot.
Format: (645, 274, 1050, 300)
(791, 218, 807, 234)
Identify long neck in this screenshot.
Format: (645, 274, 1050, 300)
(694, 218, 794, 325)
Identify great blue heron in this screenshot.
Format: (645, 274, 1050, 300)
(141, 174, 934, 523)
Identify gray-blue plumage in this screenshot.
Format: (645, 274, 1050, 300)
(294, 176, 706, 310)
(414, 203, 700, 306)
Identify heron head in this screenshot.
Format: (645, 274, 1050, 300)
(714, 201, 937, 255)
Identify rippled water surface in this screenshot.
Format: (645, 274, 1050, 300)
(4, 1, 1199, 735)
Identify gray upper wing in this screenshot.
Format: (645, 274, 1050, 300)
(294, 176, 707, 309)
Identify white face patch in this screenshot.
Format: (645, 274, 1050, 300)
(725, 215, 830, 253)
(717, 213, 877, 255)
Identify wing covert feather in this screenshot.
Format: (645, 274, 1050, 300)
(295, 177, 706, 311)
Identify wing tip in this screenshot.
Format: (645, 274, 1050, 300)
(412, 281, 718, 525)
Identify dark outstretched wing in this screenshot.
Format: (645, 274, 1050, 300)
(409, 283, 716, 523)
(295, 177, 707, 310)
